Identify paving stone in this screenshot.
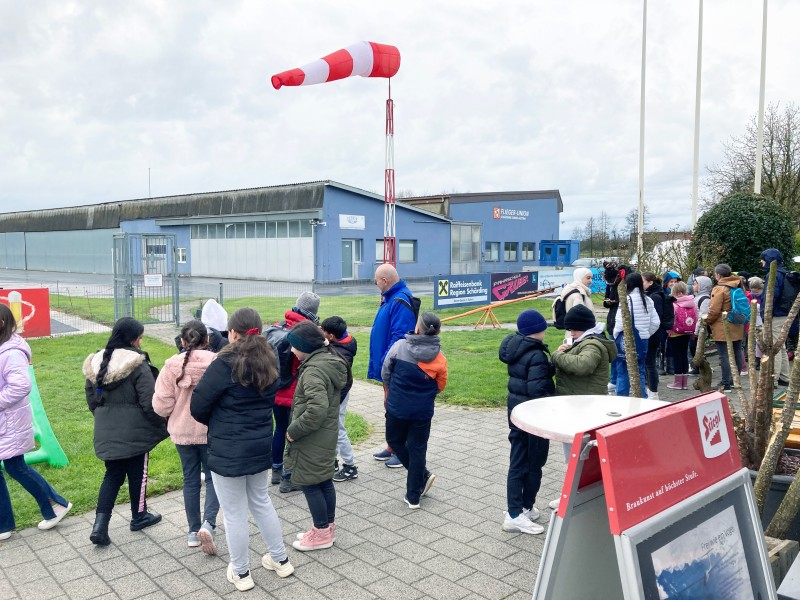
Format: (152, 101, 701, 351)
(34, 541, 79, 565)
(47, 556, 95, 584)
(366, 575, 425, 600)
(334, 561, 386, 587)
(318, 578, 377, 600)
(412, 573, 471, 599)
(112, 571, 160, 600)
(14, 576, 64, 599)
(422, 554, 475, 582)
(60, 573, 112, 600)
(378, 556, 432, 585)
(427, 536, 481, 561)
(0, 541, 36, 567)
(389, 539, 439, 563)
(458, 572, 518, 600)
(269, 580, 329, 599)
(13, 558, 49, 585)
(153, 569, 209, 598)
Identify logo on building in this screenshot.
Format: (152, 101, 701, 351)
(492, 207, 529, 221)
(493, 207, 501, 219)
(695, 398, 730, 458)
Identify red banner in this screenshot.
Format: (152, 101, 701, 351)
(595, 392, 740, 534)
(0, 288, 51, 338)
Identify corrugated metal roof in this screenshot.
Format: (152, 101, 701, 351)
(401, 190, 563, 213)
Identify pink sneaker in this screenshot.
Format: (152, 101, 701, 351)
(292, 526, 333, 551)
(297, 523, 336, 543)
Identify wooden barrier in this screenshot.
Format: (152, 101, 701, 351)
(440, 287, 556, 330)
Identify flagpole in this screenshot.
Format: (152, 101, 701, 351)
(691, 0, 703, 228)
(754, 0, 768, 195)
(637, 0, 647, 255)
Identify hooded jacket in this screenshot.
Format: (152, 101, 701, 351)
(368, 279, 418, 382)
(707, 275, 745, 342)
(330, 332, 357, 401)
(693, 275, 714, 335)
(284, 347, 348, 486)
(152, 349, 216, 446)
(552, 324, 618, 396)
(645, 282, 667, 329)
(0, 334, 34, 461)
(499, 334, 555, 430)
(83, 348, 168, 461)
(274, 309, 313, 408)
(760, 248, 788, 316)
(382, 333, 448, 421)
(190, 352, 279, 477)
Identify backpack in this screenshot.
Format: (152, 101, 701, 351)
(552, 288, 580, 329)
(263, 323, 297, 389)
(779, 270, 800, 314)
(671, 301, 698, 335)
(395, 291, 421, 321)
(726, 286, 751, 326)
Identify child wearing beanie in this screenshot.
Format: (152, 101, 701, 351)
(498, 309, 555, 534)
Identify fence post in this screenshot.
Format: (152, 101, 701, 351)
(219, 283, 224, 306)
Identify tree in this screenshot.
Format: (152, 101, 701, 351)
(625, 207, 650, 239)
(691, 192, 794, 274)
(705, 102, 800, 227)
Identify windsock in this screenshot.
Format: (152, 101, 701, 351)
(272, 41, 400, 90)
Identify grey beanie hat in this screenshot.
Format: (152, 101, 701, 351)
(295, 292, 320, 316)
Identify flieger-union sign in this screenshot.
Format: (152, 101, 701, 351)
(492, 206, 529, 221)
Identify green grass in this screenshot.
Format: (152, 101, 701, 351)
(6, 334, 370, 531)
(49, 294, 188, 326)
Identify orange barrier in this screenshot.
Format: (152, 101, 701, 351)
(440, 288, 557, 330)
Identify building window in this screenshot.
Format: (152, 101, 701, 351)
(300, 220, 312, 237)
(376, 239, 417, 263)
(354, 239, 363, 262)
(485, 242, 500, 262)
(289, 220, 300, 238)
(255, 222, 266, 238)
(176, 248, 187, 263)
(276, 221, 288, 238)
(504, 242, 518, 261)
(266, 221, 277, 238)
(245, 222, 256, 238)
(522, 242, 535, 261)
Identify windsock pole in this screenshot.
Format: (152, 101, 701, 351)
(383, 79, 397, 266)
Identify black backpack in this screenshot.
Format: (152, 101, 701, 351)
(661, 295, 675, 330)
(263, 323, 297, 389)
(395, 291, 421, 321)
(552, 288, 580, 329)
(779, 269, 800, 314)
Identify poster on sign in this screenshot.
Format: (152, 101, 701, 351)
(0, 288, 51, 338)
(490, 272, 538, 302)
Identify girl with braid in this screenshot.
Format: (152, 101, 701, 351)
(153, 320, 220, 554)
(83, 317, 168, 546)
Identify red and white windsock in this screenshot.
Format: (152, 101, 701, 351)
(271, 41, 400, 90)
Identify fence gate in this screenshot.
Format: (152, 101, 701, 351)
(113, 233, 180, 326)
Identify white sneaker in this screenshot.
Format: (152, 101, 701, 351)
(607, 383, 616, 393)
(502, 512, 544, 534)
(0, 531, 11, 541)
(262, 554, 295, 578)
(38, 502, 72, 530)
(226, 563, 255, 592)
(523, 507, 540, 522)
(548, 498, 560, 510)
(648, 390, 660, 401)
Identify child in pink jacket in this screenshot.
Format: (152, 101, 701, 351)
(153, 320, 219, 554)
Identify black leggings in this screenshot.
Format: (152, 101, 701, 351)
(97, 453, 149, 516)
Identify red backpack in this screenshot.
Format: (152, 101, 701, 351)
(671, 299, 698, 335)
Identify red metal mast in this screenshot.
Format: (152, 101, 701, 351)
(383, 79, 397, 266)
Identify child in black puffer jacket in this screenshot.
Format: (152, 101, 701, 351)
(499, 309, 555, 535)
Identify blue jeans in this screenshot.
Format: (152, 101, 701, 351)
(506, 428, 549, 516)
(301, 479, 336, 528)
(716, 340, 744, 387)
(385, 413, 432, 504)
(175, 444, 219, 533)
(272, 405, 291, 475)
(0, 454, 68, 533)
(615, 333, 649, 397)
(610, 356, 621, 385)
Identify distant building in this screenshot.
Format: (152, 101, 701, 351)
(0, 181, 563, 281)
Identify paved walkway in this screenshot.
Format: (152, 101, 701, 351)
(1, 320, 717, 599)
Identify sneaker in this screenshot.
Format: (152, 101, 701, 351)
(187, 532, 201, 548)
(262, 554, 295, 578)
(373, 449, 392, 461)
(333, 458, 339, 474)
(38, 502, 72, 530)
(421, 472, 436, 497)
(226, 563, 255, 592)
(404, 495, 421, 510)
(778, 379, 790, 387)
(333, 464, 358, 482)
(0, 531, 11, 541)
(296, 523, 336, 542)
(279, 478, 302, 493)
(271, 469, 282, 485)
(740, 369, 749, 376)
(607, 382, 616, 393)
(548, 498, 560, 510)
(198, 521, 217, 555)
(386, 455, 403, 468)
(523, 506, 540, 522)
(130, 510, 162, 532)
(292, 526, 334, 551)
(502, 511, 544, 534)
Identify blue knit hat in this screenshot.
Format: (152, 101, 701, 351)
(517, 310, 547, 335)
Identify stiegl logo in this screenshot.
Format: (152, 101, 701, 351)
(696, 399, 730, 458)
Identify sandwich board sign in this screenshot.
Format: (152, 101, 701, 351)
(517, 392, 775, 599)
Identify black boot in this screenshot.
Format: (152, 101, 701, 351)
(90, 512, 112, 546)
(130, 510, 162, 532)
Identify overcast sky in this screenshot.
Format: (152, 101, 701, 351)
(1, 1, 798, 236)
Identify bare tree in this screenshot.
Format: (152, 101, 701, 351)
(625, 207, 650, 239)
(705, 102, 800, 224)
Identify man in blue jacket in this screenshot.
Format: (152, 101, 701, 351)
(760, 248, 792, 386)
(368, 263, 418, 467)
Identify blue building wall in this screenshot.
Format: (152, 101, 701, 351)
(120, 219, 191, 275)
(319, 187, 451, 281)
(448, 197, 560, 273)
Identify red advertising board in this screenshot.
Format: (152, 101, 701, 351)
(0, 288, 52, 338)
(595, 392, 740, 534)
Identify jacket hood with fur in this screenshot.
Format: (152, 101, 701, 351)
(83, 348, 145, 389)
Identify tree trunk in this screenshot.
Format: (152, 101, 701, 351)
(617, 280, 642, 397)
(691, 318, 713, 393)
(748, 301, 760, 418)
(753, 263, 779, 464)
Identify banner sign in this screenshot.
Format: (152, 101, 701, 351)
(535, 270, 573, 291)
(490, 272, 538, 302)
(0, 288, 52, 338)
(434, 274, 490, 309)
(339, 214, 365, 230)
